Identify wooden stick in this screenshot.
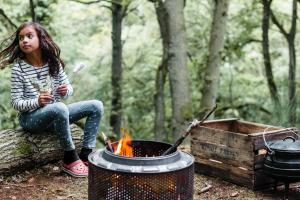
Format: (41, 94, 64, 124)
(101, 132, 114, 152)
(4, 183, 46, 188)
(162, 105, 217, 156)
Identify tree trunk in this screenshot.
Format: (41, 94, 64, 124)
(154, 0, 168, 141)
(270, 0, 297, 125)
(287, 0, 297, 125)
(261, 0, 281, 116)
(0, 125, 83, 175)
(29, 0, 36, 22)
(110, 2, 123, 136)
(200, 0, 229, 118)
(288, 39, 296, 125)
(165, 0, 191, 140)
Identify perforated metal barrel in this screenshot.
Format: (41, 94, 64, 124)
(88, 140, 194, 200)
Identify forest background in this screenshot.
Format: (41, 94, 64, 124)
(0, 0, 299, 145)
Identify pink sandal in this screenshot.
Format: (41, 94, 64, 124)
(62, 160, 88, 177)
(83, 161, 88, 166)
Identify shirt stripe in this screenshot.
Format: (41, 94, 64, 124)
(11, 60, 73, 112)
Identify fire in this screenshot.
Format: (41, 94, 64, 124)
(114, 129, 133, 157)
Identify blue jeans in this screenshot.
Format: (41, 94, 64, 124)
(19, 100, 104, 151)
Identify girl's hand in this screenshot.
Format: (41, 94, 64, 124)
(56, 84, 68, 96)
(38, 92, 54, 107)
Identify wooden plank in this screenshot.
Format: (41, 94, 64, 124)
(194, 158, 254, 189)
(199, 118, 238, 132)
(194, 157, 275, 190)
(191, 126, 252, 151)
(191, 140, 254, 169)
(248, 128, 296, 137)
(236, 120, 280, 134)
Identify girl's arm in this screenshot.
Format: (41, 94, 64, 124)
(11, 66, 40, 112)
(58, 66, 73, 99)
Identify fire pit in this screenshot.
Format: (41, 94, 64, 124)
(88, 140, 194, 200)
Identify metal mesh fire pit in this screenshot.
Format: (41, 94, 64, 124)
(88, 140, 194, 200)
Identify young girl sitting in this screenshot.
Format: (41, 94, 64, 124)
(0, 22, 104, 177)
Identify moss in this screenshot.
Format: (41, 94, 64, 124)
(14, 140, 32, 155)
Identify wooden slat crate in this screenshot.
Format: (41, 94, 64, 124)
(190, 118, 298, 190)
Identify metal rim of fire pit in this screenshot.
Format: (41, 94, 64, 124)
(89, 140, 194, 173)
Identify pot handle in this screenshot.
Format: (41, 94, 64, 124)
(263, 134, 273, 154)
(283, 136, 296, 142)
(262, 128, 275, 161)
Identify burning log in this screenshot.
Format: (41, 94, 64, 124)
(114, 129, 133, 157)
(162, 105, 217, 155)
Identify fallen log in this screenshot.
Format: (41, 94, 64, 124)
(0, 124, 83, 175)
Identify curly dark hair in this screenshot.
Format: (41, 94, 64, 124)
(0, 22, 64, 77)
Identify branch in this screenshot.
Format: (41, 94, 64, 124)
(69, 0, 121, 5)
(238, 38, 262, 48)
(0, 8, 17, 29)
(122, 5, 138, 18)
(270, 10, 289, 39)
(102, 4, 113, 11)
(69, 0, 103, 4)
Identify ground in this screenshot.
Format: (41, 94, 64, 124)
(2, 145, 300, 200)
(2, 163, 300, 200)
(1, 163, 300, 200)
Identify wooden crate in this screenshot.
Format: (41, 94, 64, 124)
(190, 118, 298, 190)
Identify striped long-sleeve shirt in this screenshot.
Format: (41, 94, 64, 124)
(11, 60, 73, 112)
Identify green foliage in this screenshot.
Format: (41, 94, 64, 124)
(1, 0, 300, 143)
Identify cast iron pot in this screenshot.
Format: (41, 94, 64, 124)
(263, 135, 300, 181)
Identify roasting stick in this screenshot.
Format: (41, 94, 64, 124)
(162, 105, 217, 156)
(101, 132, 114, 152)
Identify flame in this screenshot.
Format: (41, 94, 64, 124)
(114, 129, 133, 157)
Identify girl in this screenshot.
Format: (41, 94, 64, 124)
(0, 22, 104, 177)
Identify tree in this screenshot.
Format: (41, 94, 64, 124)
(110, 0, 124, 136)
(261, 0, 281, 117)
(200, 0, 229, 117)
(271, 0, 297, 125)
(149, 0, 168, 141)
(151, 0, 169, 141)
(70, 0, 133, 136)
(165, 0, 192, 139)
(29, 0, 36, 22)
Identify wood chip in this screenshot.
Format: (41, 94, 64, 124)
(27, 177, 35, 183)
(199, 184, 212, 194)
(230, 191, 239, 197)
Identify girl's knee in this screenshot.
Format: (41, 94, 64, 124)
(90, 100, 104, 116)
(50, 102, 69, 117)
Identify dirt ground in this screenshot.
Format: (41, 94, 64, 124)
(0, 164, 299, 200)
(2, 163, 300, 200)
(2, 145, 300, 200)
